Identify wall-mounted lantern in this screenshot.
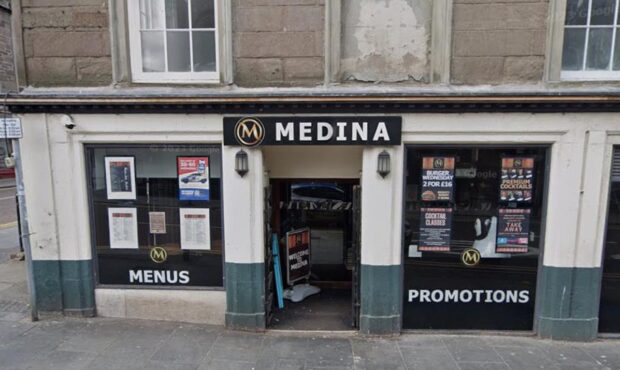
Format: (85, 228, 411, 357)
(377, 150, 391, 178)
(235, 150, 249, 177)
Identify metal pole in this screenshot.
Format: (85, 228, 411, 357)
(12, 139, 38, 321)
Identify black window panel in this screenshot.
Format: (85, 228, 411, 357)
(599, 147, 620, 332)
(402, 146, 547, 331)
(86, 144, 223, 287)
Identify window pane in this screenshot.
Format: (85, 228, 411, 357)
(192, 0, 215, 28)
(141, 31, 165, 72)
(167, 31, 191, 72)
(591, 0, 616, 25)
(192, 31, 216, 72)
(566, 0, 589, 25)
(586, 27, 613, 69)
(562, 28, 587, 70)
(165, 0, 189, 29)
(613, 28, 620, 69)
(140, 0, 165, 29)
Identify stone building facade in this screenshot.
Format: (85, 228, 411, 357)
(6, 0, 620, 343)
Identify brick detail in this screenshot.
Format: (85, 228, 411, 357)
(232, 0, 324, 87)
(21, 0, 112, 86)
(451, 0, 549, 85)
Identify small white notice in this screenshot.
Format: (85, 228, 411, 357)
(180, 208, 211, 250)
(0, 118, 22, 139)
(108, 207, 139, 249)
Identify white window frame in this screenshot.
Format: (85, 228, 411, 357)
(127, 0, 221, 83)
(557, 0, 620, 81)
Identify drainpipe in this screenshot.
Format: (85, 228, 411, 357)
(13, 139, 37, 321)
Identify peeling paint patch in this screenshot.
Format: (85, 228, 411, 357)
(341, 0, 431, 83)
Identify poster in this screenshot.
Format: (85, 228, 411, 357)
(178, 157, 210, 201)
(108, 207, 138, 249)
(419, 208, 452, 252)
(105, 157, 136, 200)
(179, 208, 211, 250)
(286, 228, 311, 285)
(496, 208, 530, 253)
(421, 157, 455, 202)
(499, 157, 534, 203)
(148, 211, 166, 234)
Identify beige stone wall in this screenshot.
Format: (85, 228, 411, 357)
(0, 2, 16, 91)
(232, 0, 324, 87)
(22, 0, 111, 86)
(451, 0, 549, 85)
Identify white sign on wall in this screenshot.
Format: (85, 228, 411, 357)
(0, 118, 22, 139)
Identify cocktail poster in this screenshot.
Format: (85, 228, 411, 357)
(419, 207, 452, 252)
(499, 157, 534, 203)
(421, 157, 455, 202)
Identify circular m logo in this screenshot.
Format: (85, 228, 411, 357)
(234, 117, 265, 147)
(150, 247, 168, 263)
(461, 248, 481, 267)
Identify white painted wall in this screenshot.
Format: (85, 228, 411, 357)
(222, 146, 265, 264)
(360, 146, 404, 265)
(263, 146, 363, 179)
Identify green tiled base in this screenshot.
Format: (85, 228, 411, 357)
(360, 264, 401, 335)
(225, 262, 266, 331)
(536, 265, 602, 341)
(32, 260, 95, 316)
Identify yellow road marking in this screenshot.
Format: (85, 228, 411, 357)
(0, 221, 17, 229)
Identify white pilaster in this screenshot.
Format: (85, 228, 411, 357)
(222, 146, 265, 264)
(360, 145, 404, 266)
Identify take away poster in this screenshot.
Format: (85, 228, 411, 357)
(177, 157, 210, 201)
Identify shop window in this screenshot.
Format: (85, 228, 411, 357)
(402, 146, 548, 331)
(561, 0, 620, 80)
(599, 147, 620, 332)
(86, 144, 223, 287)
(127, 0, 219, 83)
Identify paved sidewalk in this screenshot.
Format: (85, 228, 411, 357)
(0, 311, 619, 370)
(0, 261, 619, 370)
(0, 177, 15, 189)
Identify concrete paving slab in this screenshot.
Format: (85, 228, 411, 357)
(399, 345, 459, 370)
(493, 346, 556, 369)
(151, 325, 219, 365)
(351, 338, 405, 370)
(204, 331, 264, 364)
(457, 362, 511, 370)
(443, 336, 505, 363)
(27, 350, 98, 370)
(260, 336, 354, 369)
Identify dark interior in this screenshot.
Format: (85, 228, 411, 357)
(268, 179, 358, 330)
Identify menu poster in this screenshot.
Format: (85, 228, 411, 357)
(286, 228, 311, 285)
(178, 157, 210, 201)
(180, 208, 211, 250)
(108, 207, 138, 249)
(105, 156, 136, 200)
(419, 207, 452, 252)
(496, 208, 531, 253)
(499, 157, 534, 203)
(421, 157, 455, 202)
(149, 211, 166, 234)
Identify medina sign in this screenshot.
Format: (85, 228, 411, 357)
(223, 116, 402, 146)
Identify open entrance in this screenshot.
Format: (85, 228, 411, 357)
(265, 179, 361, 331)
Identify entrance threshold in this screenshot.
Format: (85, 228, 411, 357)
(401, 329, 535, 337)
